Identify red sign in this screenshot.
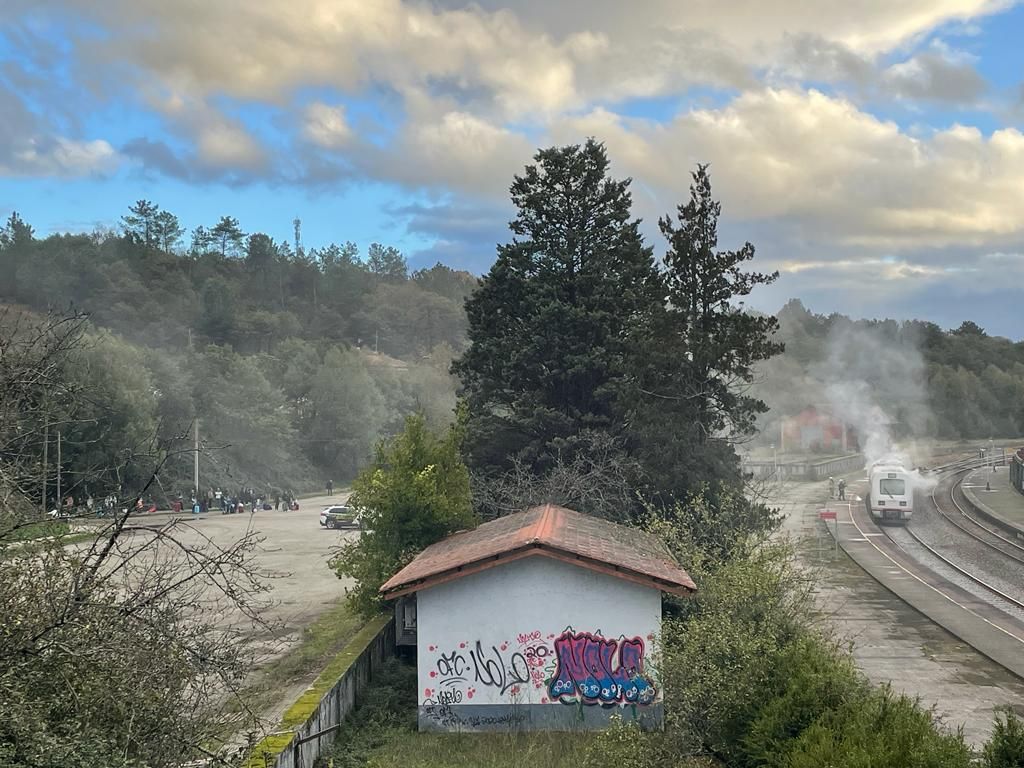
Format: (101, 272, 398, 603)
(819, 509, 837, 520)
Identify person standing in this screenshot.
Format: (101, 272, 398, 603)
(838, 478, 847, 500)
(828, 477, 835, 500)
(326, 479, 334, 496)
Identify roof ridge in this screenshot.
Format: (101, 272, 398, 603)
(531, 502, 559, 543)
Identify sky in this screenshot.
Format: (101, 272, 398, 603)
(3, 1, 1024, 336)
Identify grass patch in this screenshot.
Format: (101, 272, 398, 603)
(326, 656, 418, 768)
(326, 656, 594, 768)
(364, 731, 593, 768)
(5, 520, 70, 541)
(229, 600, 364, 721)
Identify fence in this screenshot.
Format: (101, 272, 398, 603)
(244, 614, 396, 768)
(744, 453, 863, 481)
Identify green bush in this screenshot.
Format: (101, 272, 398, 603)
(330, 412, 476, 617)
(580, 716, 658, 768)
(784, 686, 971, 768)
(983, 708, 1024, 768)
(657, 541, 811, 763)
(741, 634, 867, 768)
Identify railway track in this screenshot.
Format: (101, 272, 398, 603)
(838, 453, 1024, 686)
(884, 457, 1024, 617)
(936, 472, 1024, 564)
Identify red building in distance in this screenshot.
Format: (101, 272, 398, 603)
(780, 406, 859, 454)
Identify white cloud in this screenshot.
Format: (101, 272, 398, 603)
(2, 136, 118, 177)
(195, 122, 265, 171)
(56, 0, 1014, 119)
(881, 47, 987, 103)
(11, 0, 1024, 267)
(549, 89, 1024, 251)
(350, 106, 534, 195)
(303, 103, 353, 149)
(139, 85, 268, 173)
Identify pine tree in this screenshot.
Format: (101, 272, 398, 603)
(154, 210, 184, 252)
(366, 243, 407, 282)
(0, 212, 34, 299)
(629, 165, 782, 495)
(121, 200, 161, 247)
(210, 216, 245, 258)
(454, 139, 658, 474)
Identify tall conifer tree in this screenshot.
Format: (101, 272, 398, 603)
(454, 139, 658, 473)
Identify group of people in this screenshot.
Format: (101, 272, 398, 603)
(49, 493, 129, 519)
(828, 476, 847, 500)
(177, 487, 299, 515)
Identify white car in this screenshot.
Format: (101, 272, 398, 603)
(319, 505, 361, 529)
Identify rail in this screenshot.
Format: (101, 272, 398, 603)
(928, 469, 1024, 567)
(885, 458, 1024, 614)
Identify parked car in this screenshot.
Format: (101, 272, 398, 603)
(319, 505, 361, 529)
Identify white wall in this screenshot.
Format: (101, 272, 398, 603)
(416, 556, 661, 710)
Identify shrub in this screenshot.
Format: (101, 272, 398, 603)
(983, 708, 1024, 768)
(580, 715, 659, 768)
(657, 542, 811, 763)
(784, 686, 971, 768)
(740, 634, 867, 767)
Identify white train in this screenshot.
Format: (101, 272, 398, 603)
(866, 460, 914, 523)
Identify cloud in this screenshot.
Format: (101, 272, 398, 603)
(195, 121, 266, 171)
(303, 103, 353, 149)
(0, 84, 119, 177)
(346, 106, 535, 195)
(44, 0, 1014, 119)
(777, 35, 988, 105)
(550, 89, 1024, 252)
(755, 250, 1024, 338)
(881, 49, 987, 103)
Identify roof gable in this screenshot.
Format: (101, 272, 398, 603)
(379, 503, 696, 598)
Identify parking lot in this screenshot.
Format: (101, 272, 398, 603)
(130, 492, 358, 657)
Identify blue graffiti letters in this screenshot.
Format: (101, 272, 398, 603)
(548, 631, 656, 705)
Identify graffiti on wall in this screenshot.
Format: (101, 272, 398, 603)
(424, 640, 532, 700)
(422, 628, 657, 708)
(548, 630, 656, 705)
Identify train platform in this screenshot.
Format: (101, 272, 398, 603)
(823, 492, 1024, 681)
(961, 466, 1024, 535)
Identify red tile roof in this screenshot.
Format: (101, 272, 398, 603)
(378, 503, 696, 598)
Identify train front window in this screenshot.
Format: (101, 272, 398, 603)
(880, 478, 906, 496)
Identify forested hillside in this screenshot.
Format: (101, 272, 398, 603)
(0, 206, 475, 495)
(757, 299, 1024, 444)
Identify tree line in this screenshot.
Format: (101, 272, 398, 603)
(759, 299, 1024, 444)
(0, 206, 476, 495)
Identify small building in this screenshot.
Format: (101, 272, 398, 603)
(781, 405, 859, 453)
(379, 503, 696, 733)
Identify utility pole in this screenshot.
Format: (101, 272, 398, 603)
(41, 421, 48, 515)
(375, 329, 379, 354)
(56, 430, 61, 507)
(193, 418, 200, 496)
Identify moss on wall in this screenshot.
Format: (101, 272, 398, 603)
(241, 614, 392, 768)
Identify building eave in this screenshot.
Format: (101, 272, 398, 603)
(379, 543, 696, 600)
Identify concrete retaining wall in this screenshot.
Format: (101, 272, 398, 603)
(244, 615, 396, 768)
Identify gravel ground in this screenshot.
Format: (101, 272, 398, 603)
(888, 488, 1024, 622)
